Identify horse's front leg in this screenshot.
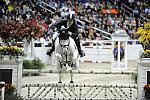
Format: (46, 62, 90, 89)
(55, 53, 63, 84)
(69, 70, 74, 83)
(69, 70, 75, 91)
(57, 70, 63, 91)
(58, 70, 62, 83)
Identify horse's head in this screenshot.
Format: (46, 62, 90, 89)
(58, 26, 70, 40)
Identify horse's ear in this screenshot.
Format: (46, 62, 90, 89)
(61, 26, 66, 29)
(68, 31, 72, 35)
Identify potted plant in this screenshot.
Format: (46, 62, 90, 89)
(0, 18, 48, 59)
(4, 83, 16, 95)
(144, 84, 150, 99)
(4, 83, 23, 100)
(136, 22, 150, 59)
(0, 18, 46, 43)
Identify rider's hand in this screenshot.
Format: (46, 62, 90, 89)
(49, 25, 57, 31)
(54, 28, 57, 31)
(68, 31, 72, 35)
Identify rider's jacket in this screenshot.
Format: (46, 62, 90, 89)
(53, 19, 79, 36)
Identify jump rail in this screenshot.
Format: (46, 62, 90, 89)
(23, 69, 137, 75)
(21, 83, 137, 100)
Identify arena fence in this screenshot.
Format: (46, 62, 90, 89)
(21, 83, 137, 100)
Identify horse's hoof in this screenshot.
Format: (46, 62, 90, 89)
(70, 81, 74, 83)
(58, 81, 62, 83)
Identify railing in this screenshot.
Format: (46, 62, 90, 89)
(121, 3, 134, 17)
(21, 83, 137, 100)
(121, 3, 149, 23)
(0, 81, 5, 100)
(92, 27, 112, 40)
(38, 0, 55, 13)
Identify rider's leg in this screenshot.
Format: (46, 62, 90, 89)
(46, 40, 55, 56)
(71, 34, 85, 57)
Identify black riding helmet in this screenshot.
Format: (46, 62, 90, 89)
(67, 13, 75, 20)
(66, 14, 75, 27)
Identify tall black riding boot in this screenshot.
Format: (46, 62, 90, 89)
(46, 40, 55, 56)
(73, 36, 85, 57)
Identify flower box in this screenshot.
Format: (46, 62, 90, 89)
(0, 46, 24, 62)
(140, 51, 150, 59)
(0, 55, 23, 64)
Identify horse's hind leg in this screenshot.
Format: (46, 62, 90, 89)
(57, 70, 63, 91)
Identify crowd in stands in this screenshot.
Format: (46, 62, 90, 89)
(0, 0, 149, 41)
(122, 0, 150, 19)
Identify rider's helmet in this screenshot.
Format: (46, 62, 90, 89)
(66, 13, 75, 27)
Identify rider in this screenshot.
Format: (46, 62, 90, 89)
(47, 13, 85, 57)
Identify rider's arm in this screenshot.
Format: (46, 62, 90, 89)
(74, 22, 79, 34)
(53, 19, 67, 29)
(69, 22, 79, 35)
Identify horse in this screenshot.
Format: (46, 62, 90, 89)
(54, 27, 79, 84)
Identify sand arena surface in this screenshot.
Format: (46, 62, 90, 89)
(22, 60, 137, 84)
